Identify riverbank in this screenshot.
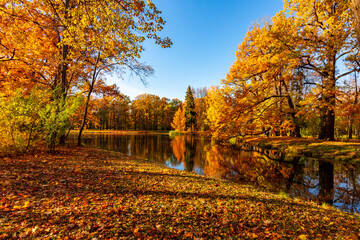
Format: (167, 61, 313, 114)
(74, 129, 211, 136)
(0, 146, 359, 239)
(75, 129, 170, 135)
(240, 136, 360, 162)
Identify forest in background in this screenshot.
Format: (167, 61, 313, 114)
(2, 0, 360, 155)
(77, 86, 208, 132)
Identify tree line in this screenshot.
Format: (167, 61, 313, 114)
(80, 86, 209, 133)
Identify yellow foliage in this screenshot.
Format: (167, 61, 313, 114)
(171, 105, 186, 132)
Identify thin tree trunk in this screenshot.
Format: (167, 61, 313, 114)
(349, 71, 358, 139)
(77, 52, 101, 146)
(349, 119, 353, 139)
(77, 86, 94, 146)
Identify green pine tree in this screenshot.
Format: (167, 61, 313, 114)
(185, 86, 196, 132)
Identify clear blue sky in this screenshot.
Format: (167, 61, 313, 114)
(108, 0, 285, 101)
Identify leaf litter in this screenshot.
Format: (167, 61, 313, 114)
(0, 146, 359, 239)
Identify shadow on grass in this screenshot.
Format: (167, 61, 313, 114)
(0, 147, 358, 239)
(1, 155, 336, 214)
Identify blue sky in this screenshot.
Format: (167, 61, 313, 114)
(108, 0, 285, 101)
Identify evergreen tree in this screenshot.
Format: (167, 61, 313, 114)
(185, 86, 196, 132)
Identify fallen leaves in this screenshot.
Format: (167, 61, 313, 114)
(0, 146, 359, 239)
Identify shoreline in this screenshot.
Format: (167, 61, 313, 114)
(239, 136, 360, 162)
(74, 131, 360, 162)
(0, 145, 358, 238)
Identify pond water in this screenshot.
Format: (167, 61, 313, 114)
(69, 133, 360, 213)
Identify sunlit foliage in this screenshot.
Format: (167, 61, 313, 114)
(207, 0, 359, 141)
(0, 0, 171, 151)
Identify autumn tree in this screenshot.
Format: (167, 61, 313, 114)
(131, 94, 164, 130)
(171, 104, 186, 132)
(206, 86, 232, 139)
(0, 89, 44, 153)
(352, 0, 360, 42)
(217, 19, 305, 139)
(209, 0, 358, 141)
(194, 87, 209, 131)
(185, 86, 196, 133)
(281, 0, 357, 140)
(165, 98, 182, 130)
(336, 73, 360, 138)
(0, 0, 172, 150)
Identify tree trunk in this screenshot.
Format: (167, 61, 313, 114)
(57, 0, 71, 146)
(318, 105, 335, 141)
(349, 71, 358, 139)
(77, 87, 93, 146)
(77, 52, 100, 146)
(318, 55, 336, 141)
(318, 161, 334, 206)
(281, 79, 301, 138)
(348, 119, 353, 139)
(54, 43, 69, 146)
(286, 95, 301, 138)
(352, 0, 360, 43)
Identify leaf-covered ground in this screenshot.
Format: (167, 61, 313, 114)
(0, 146, 359, 239)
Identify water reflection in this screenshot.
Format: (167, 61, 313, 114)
(318, 161, 334, 205)
(69, 133, 360, 213)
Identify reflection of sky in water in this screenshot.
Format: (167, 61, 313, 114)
(164, 157, 204, 175)
(193, 167, 204, 176)
(68, 133, 360, 213)
(165, 161, 184, 171)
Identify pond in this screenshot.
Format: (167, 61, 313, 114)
(69, 133, 360, 213)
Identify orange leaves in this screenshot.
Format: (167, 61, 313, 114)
(171, 135, 186, 162)
(171, 105, 186, 132)
(12, 201, 30, 210)
(134, 0, 144, 12)
(0, 0, 172, 150)
(133, 226, 140, 236)
(0, 145, 360, 238)
(209, 0, 359, 140)
(205, 86, 232, 139)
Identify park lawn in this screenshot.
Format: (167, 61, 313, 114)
(241, 136, 360, 162)
(0, 146, 359, 239)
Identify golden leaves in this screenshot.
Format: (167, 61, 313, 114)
(208, 0, 358, 140)
(0, 146, 359, 238)
(171, 105, 186, 132)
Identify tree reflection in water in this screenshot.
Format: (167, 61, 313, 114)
(72, 133, 360, 213)
(318, 161, 334, 205)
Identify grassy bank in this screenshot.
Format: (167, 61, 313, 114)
(240, 137, 360, 162)
(0, 146, 359, 239)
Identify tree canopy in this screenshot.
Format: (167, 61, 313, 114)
(206, 0, 360, 141)
(0, 0, 171, 152)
